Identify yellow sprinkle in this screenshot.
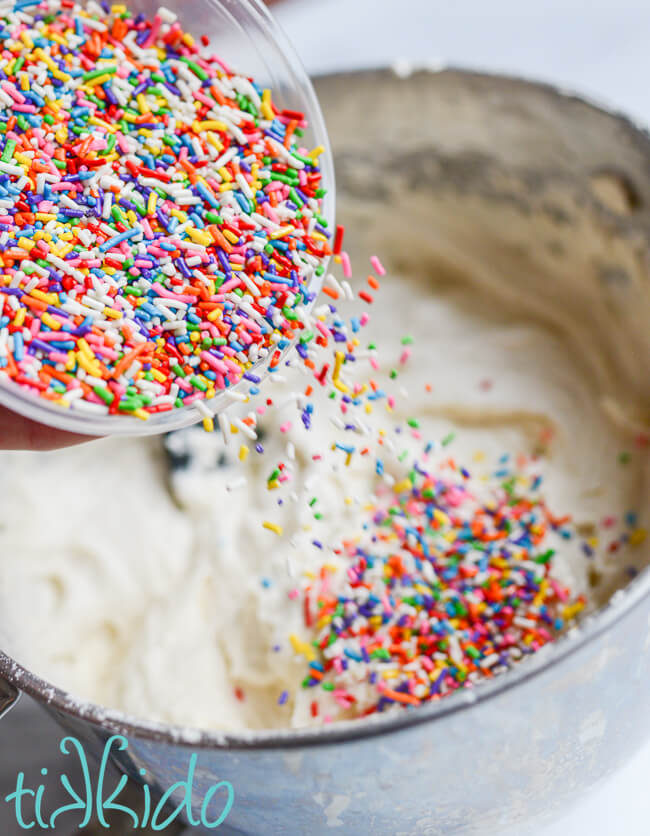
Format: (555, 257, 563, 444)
(186, 227, 212, 246)
(182, 32, 194, 47)
(35, 213, 57, 222)
(332, 379, 350, 395)
(533, 580, 549, 609)
(205, 132, 223, 152)
(111, 4, 127, 13)
(136, 93, 148, 114)
(77, 338, 94, 361)
(630, 528, 647, 546)
(289, 634, 316, 662)
(270, 226, 292, 240)
(30, 288, 57, 305)
(202, 417, 214, 433)
(147, 192, 157, 215)
(103, 307, 122, 320)
(217, 166, 233, 183)
(17, 237, 34, 252)
(230, 423, 238, 435)
(151, 368, 166, 384)
(332, 350, 344, 381)
(133, 408, 150, 421)
(20, 31, 34, 49)
(563, 601, 585, 621)
(222, 229, 239, 245)
(393, 478, 412, 494)
(263, 520, 283, 536)
(309, 145, 325, 160)
(41, 313, 61, 331)
(19, 73, 29, 92)
(195, 119, 228, 133)
(207, 308, 222, 323)
(364, 404, 372, 415)
(433, 509, 450, 526)
(90, 74, 113, 88)
(76, 352, 102, 378)
(239, 445, 249, 462)
(12, 307, 25, 328)
(170, 209, 187, 222)
(382, 670, 400, 680)
(261, 89, 274, 121)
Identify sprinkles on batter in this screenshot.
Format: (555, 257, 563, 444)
(0, 1, 330, 425)
(193, 230, 645, 722)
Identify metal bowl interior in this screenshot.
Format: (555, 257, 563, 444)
(1, 68, 650, 753)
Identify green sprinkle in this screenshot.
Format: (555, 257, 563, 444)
(1, 139, 16, 162)
(82, 66, 117, 82)
(93, 386, 115, 406)
(179, 56, 208, 81)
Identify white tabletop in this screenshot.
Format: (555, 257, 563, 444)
(1, 2, 648, 835)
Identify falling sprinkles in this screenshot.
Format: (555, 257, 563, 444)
(0, 1, 331, 426)
(228, 237, 645, 720)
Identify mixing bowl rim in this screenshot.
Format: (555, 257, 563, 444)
(1, 65, 649, 751)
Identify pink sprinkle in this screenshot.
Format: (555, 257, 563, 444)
(370, 255, 386, 276)
(49, 352, 69, 364)
(340, 251, 352, 279)
(142, 14, 162, 48)
(288, 588, 299, 600)
(1, 81, 24, 103)
(280, 421, 292, 433)
(399, 348, 411, 365)
(315, 320, 332, 340)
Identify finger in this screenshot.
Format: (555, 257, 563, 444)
(0, 405, 97, 451)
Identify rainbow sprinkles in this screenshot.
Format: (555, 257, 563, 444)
(0, 0, 330, 428)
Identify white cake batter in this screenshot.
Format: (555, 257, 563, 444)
(0, 209, 647, 731)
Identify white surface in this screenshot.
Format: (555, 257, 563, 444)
(272, 2, 650, 835)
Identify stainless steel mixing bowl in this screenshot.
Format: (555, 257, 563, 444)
(1, 69, 649, 836)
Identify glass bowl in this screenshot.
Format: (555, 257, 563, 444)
(0, 0, 335, 436)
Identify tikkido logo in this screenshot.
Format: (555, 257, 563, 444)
(4, 735, 235, 830)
